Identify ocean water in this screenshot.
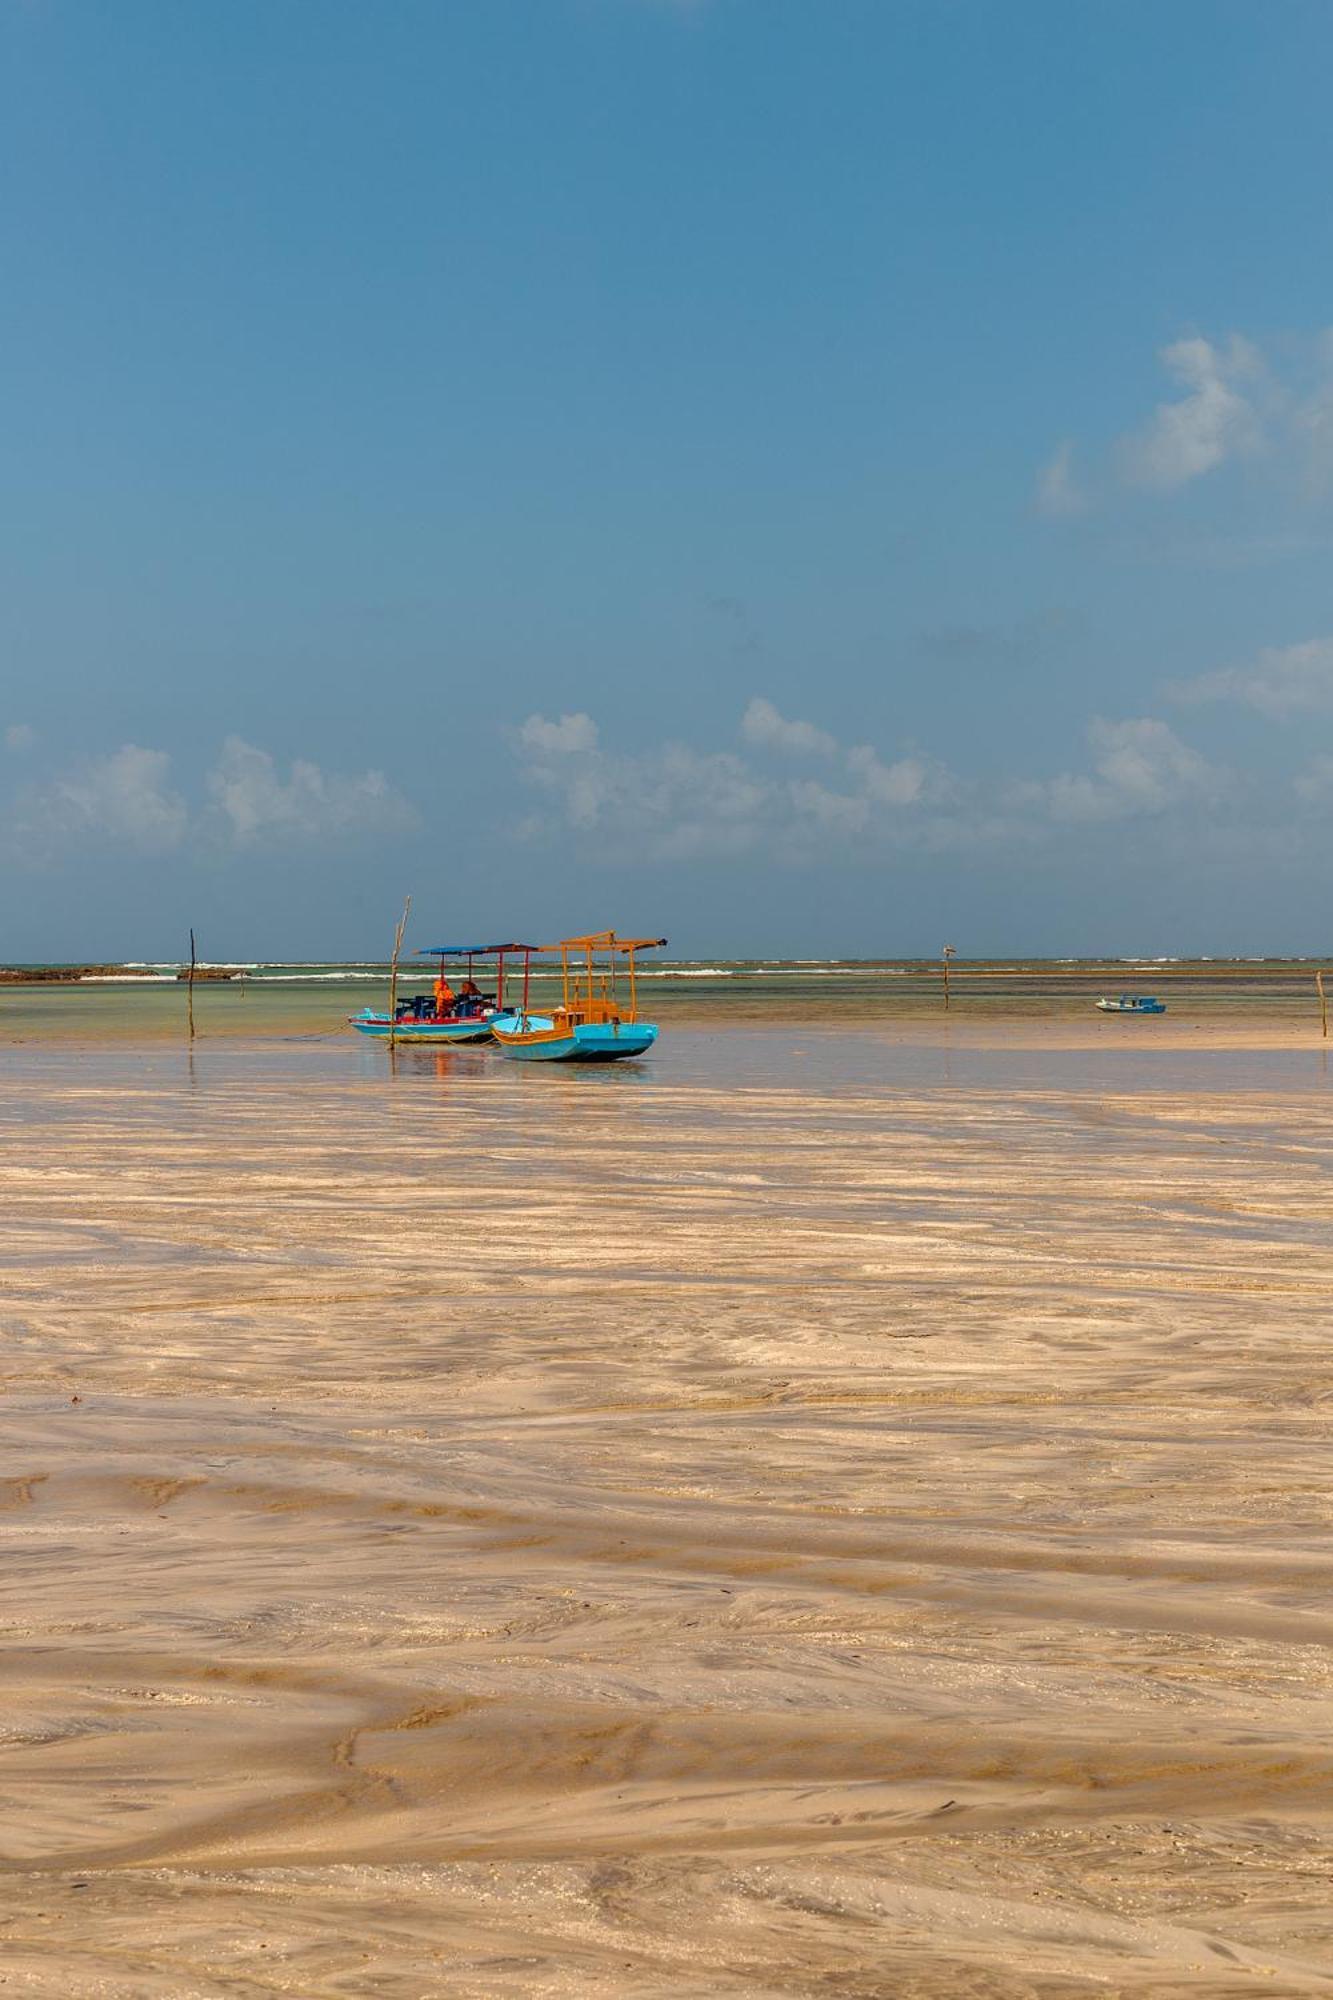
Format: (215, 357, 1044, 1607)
(3, 954, 1331, 1044)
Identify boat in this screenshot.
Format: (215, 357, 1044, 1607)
(489, 930, 666, 1061)
(1095, 993, 1166, 1015)
(350, 942, 533, 1043)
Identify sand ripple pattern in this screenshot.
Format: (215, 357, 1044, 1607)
(2, 1029, 1333, 1994)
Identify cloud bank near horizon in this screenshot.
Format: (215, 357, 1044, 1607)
(510, 696, 1240, 861)
(2, 736, 419, 864)
(9, 620, 1333, 879)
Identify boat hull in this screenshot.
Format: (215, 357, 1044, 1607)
(350, 1010, 496, 1043)
(1095, 999, 1166, 1015)
(489, 1013, 659, 1061)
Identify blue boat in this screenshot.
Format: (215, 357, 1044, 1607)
(489, 931, 666, 1062)
(1095, 993, 1166, 1015)
(489, 1015, 660, 1061)
(350, 942, 533, 1044)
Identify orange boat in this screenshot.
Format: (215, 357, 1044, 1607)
(489, 931, 666, 1061)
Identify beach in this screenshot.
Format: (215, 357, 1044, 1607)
(2, 983, 1333, 1994)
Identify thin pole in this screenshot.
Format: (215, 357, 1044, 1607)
(942, 943, 956, 1012)
(1319, 969, 1328, 1040)
(387, 895, 411, 1050)
(187, 928, 197, 1041)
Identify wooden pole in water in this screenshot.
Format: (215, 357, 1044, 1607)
(1318, 968, 1328, 1040)
(942, 943, 956, 1011)
(387, 895, 411, 1050)
(187, 928, 197, 1041)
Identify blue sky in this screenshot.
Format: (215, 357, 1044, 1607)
(4, 0, 1333, 958)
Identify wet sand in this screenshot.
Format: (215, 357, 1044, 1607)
(2, 1023, 1333, 1995)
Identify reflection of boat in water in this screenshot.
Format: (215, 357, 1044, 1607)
(1095, 993, 1166, 1015)
(350, 942, 532, 1043)
(490, 931, 666, 1062)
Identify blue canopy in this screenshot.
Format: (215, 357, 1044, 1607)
(415, 942, 538, 956)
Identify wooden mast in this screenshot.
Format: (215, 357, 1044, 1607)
(387, 896, 411, 1049)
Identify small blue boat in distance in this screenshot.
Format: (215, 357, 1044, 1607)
(490, 930, 666, 1061)
(351, 941, 534, 1043)
(1096, 993, 1166, 1015)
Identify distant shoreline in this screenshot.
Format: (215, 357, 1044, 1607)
(3, 957, 1329, 985)
(0, 965, 245, 983)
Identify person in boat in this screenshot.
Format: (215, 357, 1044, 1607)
(433, 971, 456, 1019)
(457, 976, 486, 1017)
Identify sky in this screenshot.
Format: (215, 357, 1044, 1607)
(4, 0, 1333, 960)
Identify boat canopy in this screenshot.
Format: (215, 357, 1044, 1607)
(415, 942, 539, 956)
(540, 932, 668, 953)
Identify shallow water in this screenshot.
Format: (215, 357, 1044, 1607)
(3, 1024, 1333, 1994)
(5, 953, 1332, 1044)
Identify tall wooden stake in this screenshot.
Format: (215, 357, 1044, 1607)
(387, 895, 411, 1050)
(1318, 969, 1328, 1040)
(942, 943, 956, 1011)
(187, 927, 197, 1041)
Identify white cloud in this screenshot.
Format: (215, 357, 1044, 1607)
(1289, 327, 1333, 491)
(1042, 326, 1333, 518)
(515, 699, 954, 859)
(642, 747, 770, 858)
(518, 711, 599, 756)
(3, 734, 422, 865)
(1294, 754, 1333, 804)
(1120, 336, 1263, 489)
(518, 713, 767, 855)
(741, 697, 836, 757)
(1042, 717, 1225, 822)
(206, 736, 418, 845)
(1168, 636, 1333, 718)
(40, 745, 188, 851)
(4, 723, 35, 753)
(513, 696, 1249, 860)
(1035, 439, 1087, 517)
(786, 778, 871, 835)
(780, 751, 946, 842)
(845, 743, 930, 807)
